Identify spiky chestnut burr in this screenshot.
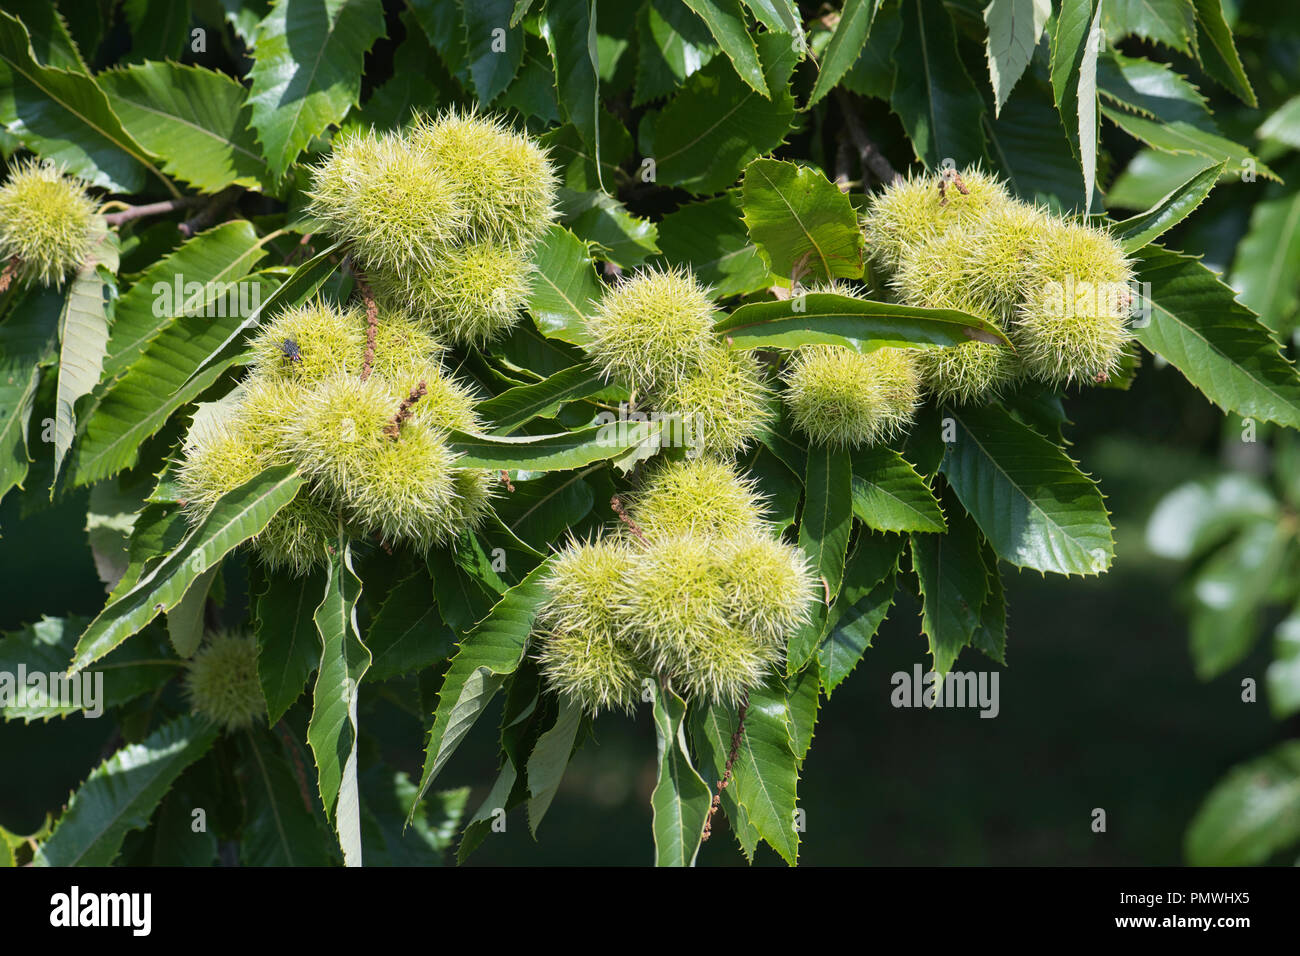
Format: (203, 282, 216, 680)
(783, 345, 921, 447)
(306, 127, 468, 277)
(1014, 219, 1134, 387)
(371, 240, 533, 346)
(186, 632, 266, 731)
(283, 373, 462, 549)
(535, 538, 646, 715)
(892, 229, 1021, 405)
(649, 345, 774, 458)
(717, 531, 815, 646)
(628, 457, 767, 539)
(861, 166, 1010, 273)
(0, 159, 99, 287)
(585, 266, 721, 392)
(407, 109, 559, 250)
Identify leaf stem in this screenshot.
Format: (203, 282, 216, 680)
(835, 89, 900, 186)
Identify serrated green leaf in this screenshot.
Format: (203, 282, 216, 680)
(97, 62, 273, 193)
(543, 0, 600, 181)
(1111, 160, 1226, 253)
(891, 0, 986, 168)
(983, 0, 1050, 116)
(1097, 51, 1213, 129)
(1258, 95, 1300, 150)
(721, 678, 800, 865)
(255, 564, 327, 722)
(307, 531, 369, 866)
(742, 0, 800, 34)
(463, 0, 523, 104)
(741, 158, 864, 285)
(102, 221, 267, 382)
(481, 366, 605, 435)
(1189, 0, 1255, 107)
(561, 188, 660, 270)
(634, 0, 718, 106)
(0, 286, 60, 506)
(1133, 246, 1300, 427)
(361, 768, 467, 866)
(644, 30, 798, 194)
(784, 663, 819, 765)
(526, 224, 599, 346)
(941, 403, 1113, 575)
(246, 0, 386, 178)
(0, 615, 166, 722)
(1101, 104, 1277, 182)
(365, 566, 454, 683)
(972, 538, 1008, 664)
(683, 0, 768, 97)
(5, 0, 88, 73)
(715, 293, 1009, 351)
(1102, 0, 1195, 53)
(1049, 0, 1102, 209)
(71, 465, 304, 672)
(411, 558, 554, 811)
(690, 701, 760, 860)
(526, 698, 582, 835)
(52, 222, 117, 488)
(657, 191, 771, 298)
(650, 681, 710, 866)
(496, 469, 596, 547)
(408, 0, 468, 82)
(984, 74, 1088, 208)
(122, 0, 191, 62)
(33, 715, 218, 866)
(165, 562, 217, 658)
(841, 0, 899, 101)
(0, 12, 161, 193)
(820, 532, 903, 693)
(240, 727, 335, 866)
(910, 502, 989, 675)
(800, 444, 852, 599)
(455, 760, 517, 863)
(447, 420, 661, 471)
(1229, 185, 1300, 334)
(851, 445, 946, 533)
(809, 0, 874, 107)
(86, 472, 146, 591)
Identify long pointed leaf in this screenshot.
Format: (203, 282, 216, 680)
(71, 465, 304, 672)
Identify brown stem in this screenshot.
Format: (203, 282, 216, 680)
(178, 185, 243, 238)
(355, 269, 379, 381)
(499, 470, 515, 492)
(835, 88, 900, 186)
(102, 195, 204, 227)
(702, 694, 749, 842)
(610, 495, 648, 545)
(384, 381, 427, 439)
(285, 232, 315, 265)
(834, 135, 854, 191)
